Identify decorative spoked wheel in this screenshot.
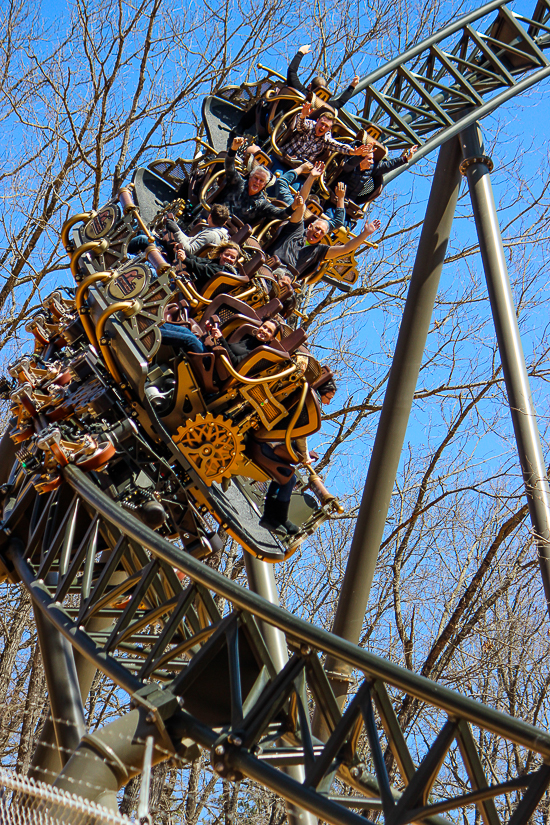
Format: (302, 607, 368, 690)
(174, 413, 244, 484)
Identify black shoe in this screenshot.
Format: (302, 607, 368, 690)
(259, 514, 287, 535)
(272, 499, 300, 536)
(259, 496, 300, 537)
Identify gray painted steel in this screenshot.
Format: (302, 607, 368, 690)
(322, 137, 464, 706)
(460, 122, 550, 609)
(33, 608, 86, 765)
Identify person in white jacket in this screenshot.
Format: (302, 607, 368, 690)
(165, 204, 231, 254)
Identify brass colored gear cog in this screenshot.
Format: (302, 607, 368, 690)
(173, 413, 244, 486)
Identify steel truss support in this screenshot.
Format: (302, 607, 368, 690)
(320, 136, 464, 711)
(460, 121, 550, 612)
(4, 469, 550, 825)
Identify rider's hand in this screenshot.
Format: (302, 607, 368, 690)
(363, 218, 381, 235)
(402, 145, 418, 162)
(165, 219, 179, 234)
(310, 161, 325, 178)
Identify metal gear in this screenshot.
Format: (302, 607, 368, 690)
(173, 412, 244, 485)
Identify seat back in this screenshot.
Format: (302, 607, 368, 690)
(200, 295, 261, 334)
(241, 250, 266, 277)
(163, 301, 190, 325)
(230, 223, 253, 246)
(254, 387, 322, 442)
(256, 298, 283, 320)
(201, 271, 251, 301)
(185, 352, 219, 395)
(279, 328, 307, 353)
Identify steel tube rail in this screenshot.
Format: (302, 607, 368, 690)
(57, 465, 550, 760)
(460, 122, 550, 612)
(317, 136, 463, 713)
(7, 540, 142, 697)
(382, 64, 550, 182)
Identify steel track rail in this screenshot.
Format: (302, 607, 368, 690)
(342, 0, 550, 179)
(58, 465, 550, 760)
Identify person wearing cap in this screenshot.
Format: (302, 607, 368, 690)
(219, 137, 303, 225)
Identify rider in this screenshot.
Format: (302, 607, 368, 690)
(164, 204, 231, 253)
(220, 137, 303, 225)
(286, 44, 359, 110)
(266, 164, 381, 275)
(259, 373, 338, 536)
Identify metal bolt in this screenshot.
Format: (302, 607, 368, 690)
(350, 766, 361, 779)
(214, 762, 225, 773)
(214, 744, 225, 756)
(146, 712, 155, 724)
(300, 644, 311, 656)
(228, 735, 242, 747)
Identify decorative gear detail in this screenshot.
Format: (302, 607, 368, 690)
(173, 413, 244, 486)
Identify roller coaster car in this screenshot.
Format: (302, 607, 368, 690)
(3, 170, 341, 565)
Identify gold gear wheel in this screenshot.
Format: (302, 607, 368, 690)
(173, 413, 244, 486)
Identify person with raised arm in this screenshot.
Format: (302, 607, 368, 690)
(220, 137, 303, 224)
(287, 44, 359, 110)
(266, 161, 381, 275)
(334, 143, 419, 207)
(279, 100, 372, 167)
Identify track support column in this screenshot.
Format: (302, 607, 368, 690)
(460, 122, 550, 613)
(319, 136, 464, 712)
(245, 555, 317, 825)
(33, 609, 86, 765)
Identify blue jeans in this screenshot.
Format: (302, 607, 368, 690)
(161, 324, 206, 353)
(128, 233, 171, 256)
(268, 169, 304, 206)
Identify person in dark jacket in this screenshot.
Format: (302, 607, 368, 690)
(287, 44, 359, 110)
(213, 319, 281, 366)
(225, 45, 358, 147)
(333, 143, 418, 206)
(161, 317, 280, 363)
(220, 137, 303, 225)
(174, 241, 241, 293)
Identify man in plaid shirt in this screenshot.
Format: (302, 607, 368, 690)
(281, 100, 372, 165)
